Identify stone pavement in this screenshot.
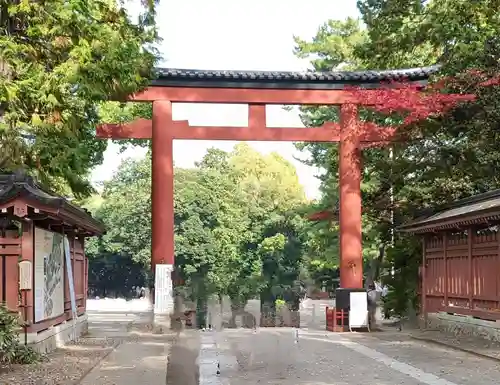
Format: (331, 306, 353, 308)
(166, 331, 200, 385)
(86, 309, 152, 338)
(79, 308, 173, 385)
(409, 328, 500, 361)
(78, 327, 500, 385)
(81, 304, 500, 385)
(78, 334, 173, 385)
(340, 330, 500, 384)
(195, 328, 500, 385)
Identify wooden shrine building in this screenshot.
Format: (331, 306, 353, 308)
(0, 172, 104, 352)
(400, 189, 500, 340)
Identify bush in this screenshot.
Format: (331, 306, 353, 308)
(381, 237, 421, 320)
(275, 298, 287, 310)
(0, 305, 41, 366)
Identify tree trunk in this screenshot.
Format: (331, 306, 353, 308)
(196, 296, 208, 329)
(368, 244, 385, 287)
(229, 297, 247, 328)
(260, 291, 276, 327)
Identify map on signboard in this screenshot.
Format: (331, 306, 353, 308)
(34, 227, 65, 323)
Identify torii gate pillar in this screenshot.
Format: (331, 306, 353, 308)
(339, 104, 363, 289)
(151, 101, 175, 323)
(100, 99, 367, 320)
(96, 64, 471, 330)
(145, 100, 364, 324)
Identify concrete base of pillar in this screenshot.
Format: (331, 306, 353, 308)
(153, 314, 171, 332)
(154, 264, 174, 331)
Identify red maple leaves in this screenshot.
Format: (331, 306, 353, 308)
(344, 79, 476, 126)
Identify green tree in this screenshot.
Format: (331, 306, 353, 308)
(294, 3, 500, 318)
(84, 155, 153, 297)
(226, 144, 307, 318)
(0, 0, 159, 196)
(174, 166, 240, 326)
(259, 212, 306, 315)
(356, 0, 500, 73)
(294, 19, 387, 287)
(97, 156, 153, 267)
(86, 143, 310, 327)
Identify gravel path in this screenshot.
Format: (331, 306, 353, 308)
(213, 329, 423, 385)
(0, 337, 118, 385)
(0, 307, 151, 385)
(78, 334, 173, 385)
(2, 299, 499, 385)
(345, 330, 500, 384)
(189, 328, 500, 385)
(410, 328, 500, 360)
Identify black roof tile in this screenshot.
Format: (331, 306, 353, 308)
(152, 65, 440, 90)
(399, 189, 500, 232)
(0, 172, 104, 234)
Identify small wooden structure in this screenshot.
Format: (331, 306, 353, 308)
(0, 172, 104, 351)
(400, 189, 500, 322)
(325, 307, 347, 332)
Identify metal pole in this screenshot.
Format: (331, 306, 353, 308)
(389, 146, 395, 277)
(23, 290, 28, 345)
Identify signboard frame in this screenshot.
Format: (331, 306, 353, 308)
(33, 227, 65, 323)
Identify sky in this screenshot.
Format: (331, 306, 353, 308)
(90, 0, 360, 199)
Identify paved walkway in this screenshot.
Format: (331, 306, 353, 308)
(79, 308, 173, 385)
(209, 328, 500, 384)
(80, 305, 500, 385)
(79, 335, 172, 385)
(409, 328, 500, 361)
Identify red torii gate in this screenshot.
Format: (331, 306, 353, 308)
(97, 66, 439, 317)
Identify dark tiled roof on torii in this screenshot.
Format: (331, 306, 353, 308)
(399, 189, 500, 233)
(152, 65, 440, 90)
(0, 172, 104, 234)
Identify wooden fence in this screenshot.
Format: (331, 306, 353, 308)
(423, 227, 500, 321)
(0, 228, 21, 311)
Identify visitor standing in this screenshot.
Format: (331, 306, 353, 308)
(367, 282, 378, 328)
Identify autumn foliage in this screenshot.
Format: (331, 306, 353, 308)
(345, 79, 476, 125)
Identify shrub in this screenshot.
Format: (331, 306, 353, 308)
(381, 237, 421, 320)
(275, 298, 287, 310)
(0, 305, 41, 366)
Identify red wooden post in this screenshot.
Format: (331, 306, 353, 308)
(84, 238, 88, 313)
(421, 238, 427, 327)
(339, 104, 363, 289)
(468, 227, 473, 309)
(20, 222, 34, 324)
(152, 100, 175, 268)
(496, 229, 500, 308)
(151, 100, 175, 321)
(443, 233, 448, 307)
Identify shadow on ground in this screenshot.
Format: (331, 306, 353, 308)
(166, 332, 200, 385)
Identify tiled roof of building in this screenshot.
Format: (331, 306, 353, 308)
(0, 172, 104, 234)
(152, 65, 440, 90)
(399, 189, 500, 233)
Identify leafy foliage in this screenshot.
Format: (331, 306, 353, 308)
(0, 305, 41, 366)
(0, 0, 160, 196)
(294, 2, 500, 317)
(87, 252, 149, 298)
(85, 143, 308, 312)
(98, 156, 153, 266)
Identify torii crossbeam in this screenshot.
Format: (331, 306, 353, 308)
(97, 66, 440, 321)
